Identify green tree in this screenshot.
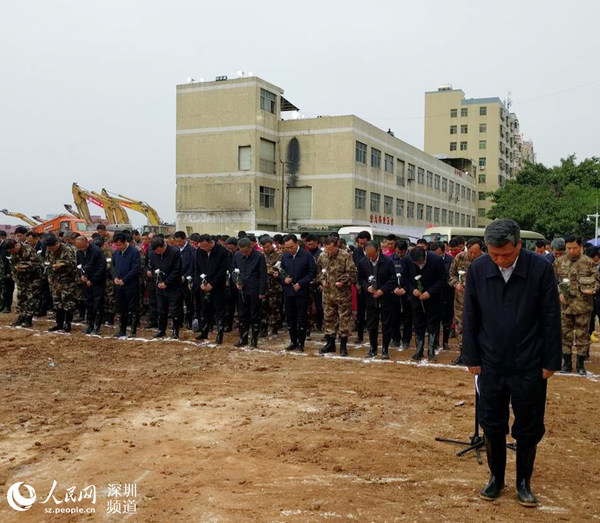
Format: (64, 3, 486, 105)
(488, 155, 600, 239)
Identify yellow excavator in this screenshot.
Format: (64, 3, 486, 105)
(71, 183, 131, 226)
(63, 204, 84, 221)
(102, 189, 163, 226)
(0, 209, 40, 227)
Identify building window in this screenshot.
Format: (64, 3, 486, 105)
(478, 208, 486, 217)
(371, 148, 381, 169)
(441, 178, 448, 192)
(259, 186, 276, 208)
(478, 191, 486, 200)
(479, 157, 486, 169)
(450, 108, 457, 118)
(466, 188, 471, 201)
(396, 198, 404, 216)
(472, 190, 476, 202)
(448, 211, 454, 225)
(407, 163, 415, 182)
(259, 138, 276, 173)
(460, 141, 468, 151)
(479, 123, 487, 133)
(434, 207, 440, 223)
(260, 88, 277, 113)
(238, 145, 251, 171)
(384, 195, 393, 214)
(441, 209, 447, 224)
(479, 174, 486, 183)
(479, 140, 487, 150)
(461, 213, 466, 226)
(426, 171, 433, 187)
(396, 159, 405, 186)
(370, 192, 381, 212)
(417, 167, 425, 184)
(461, 107, 468, 117)
(450, 125, 457, 134)
(407, 201, 415, 218)
(355, 141, 367, 163)
(417, 203, 424, 220)
(467, 216, 471, 227)
(450, 142, 457, 151)
(480, 106, 487, 116)
(449, 180, 455, 195)
(434, 174, 441, 190)
(384, 153, 394, 173)
(426, 205, 432, 221)
(461, 124, 468, 134)
(355, 188, 366, 209)
(461, 186, 466, 200)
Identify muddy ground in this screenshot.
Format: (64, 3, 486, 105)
(0, 314, 598, 522)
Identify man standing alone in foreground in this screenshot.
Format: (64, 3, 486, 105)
(462, 219, 561, 507)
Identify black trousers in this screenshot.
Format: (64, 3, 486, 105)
(391, 295, 412, 344)
(116, 283, 140, 319)
(478, 370, 548, 444)
(196, 287, 227, 325)
(411, 295, 441, 337)
(366, 297, 393, 336)
(146, 276, 157, 323)
(83, 283, 105, 319)
(440, 285, 455, 328)
(182, 284, 195, 323)
(284, 294, 308, 329)
(156, 285, 184, 328)
(311, 287, 323, 330)
(356, 287, 367, 329)
(4, 276, 14, 310)
(237, 292, 261, 327)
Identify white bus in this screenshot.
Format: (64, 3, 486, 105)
(422, 226, 545, 251)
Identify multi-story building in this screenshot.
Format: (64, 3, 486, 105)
(176, 76, 477, 237)
(424, 86, 533, 225)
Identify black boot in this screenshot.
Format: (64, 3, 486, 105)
(21, 316, 33, 327)
(442, 326, 450, 350)
(63, 310, 73, 333)
(234, 324, 249, 347)
(297, 326, 306, 352)
(427, 333, 437, 362)
(130, 313, 139, 337)
(339, 336, 348, 357)
(412, 335, 425, 360)
(285, 323, 298, 351)
(480, 433, 506, 501)
(84, 310, 96, 335)
(215, 321, 225, 345)
(12, 315, 25, 327)
(367, 330, 378, 358)
(516, 441, 538, 507)
(49, 309, 65, 332)
(92, 315, 102, 336)
(196, 318, 209, 340)
(114, 314, 128, 338)
(250, 323, 260, 348)
(154, 315, 167, 338)
(561, 353, 572, 373)
(355, 323, 364, 344)
(104, 312, 115, 325)
(381, 333, 391, 360)
(320, 335, 336, 354)
(576, 355, 587, 375)
(171, 319, 180, 340)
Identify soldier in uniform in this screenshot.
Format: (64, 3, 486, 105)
(44, 235, 78, 332)
(448, 238, 484, 364)
(318, 236, 357, 356)
(5, 238, 42, 327)
(260, 236, 283, 336)
(554, 234, 600, 375)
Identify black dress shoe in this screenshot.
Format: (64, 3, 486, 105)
(153, 331, 166, 338)
(480, 475, 504, 501)
(516, 479, 538, 507)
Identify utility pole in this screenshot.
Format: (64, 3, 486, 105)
(587, 199, 599, 244)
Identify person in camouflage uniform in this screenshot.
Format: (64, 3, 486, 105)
(554, 235, 600, 375)
(260, 237, 283, 336)
(99, 238, 116, 324)
(44, 235, 78, 332)
(317, 236, 357, 356)
(5, 239, 42, 327)
(448, 238, 485, 365)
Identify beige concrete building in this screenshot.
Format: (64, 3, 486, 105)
(176, 76, 477, 237)
(424, 86, 533, 225)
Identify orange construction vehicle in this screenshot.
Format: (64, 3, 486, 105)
(32, 214, 91, 237)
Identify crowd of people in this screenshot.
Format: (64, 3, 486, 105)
(0, 223, 598, 374)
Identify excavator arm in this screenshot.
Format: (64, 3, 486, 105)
(72, 182, 117, 225)
(0, 209, 39, 227)
(101, 189, 130, 225)
(102, 189, 163, 226)
(63, 204, 84, 222)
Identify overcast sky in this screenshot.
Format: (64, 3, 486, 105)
(1, 0, 598, 226)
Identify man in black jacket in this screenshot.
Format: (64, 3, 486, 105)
(463, 219, 561, 507)
(358, 241, 398, 359)
(430, 241, 455, 351)
(75, 236, 106, 335)
(194, 234, 230, 344)
(174, 231, 196, 330)
(352, 230, 371, 343)
(390, 240, 412, 350)
(276, 234, 316, 352)
(112, 232, 142, 338)
(232, 238, 267, 347)
(149, 237, 183, 339)
(404, 247, 446, 362)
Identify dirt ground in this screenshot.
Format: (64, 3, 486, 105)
(0, 314, 599, 522)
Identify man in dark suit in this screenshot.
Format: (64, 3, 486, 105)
(232, 238, 267, 348)
(173, 231, 196, 330)
(358, 241, 398, 359)
(352, 230, 371, 343)
(404, 247, 446, 361)
(112, 232, 142, 338)
(390, 239, 412, 350)
(276, 234, 316, 352)
(463, 219, 561, 507)
(75, 236, 106, 335)
(430, 241, 455, 350)
(194, 234, 230, 344)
